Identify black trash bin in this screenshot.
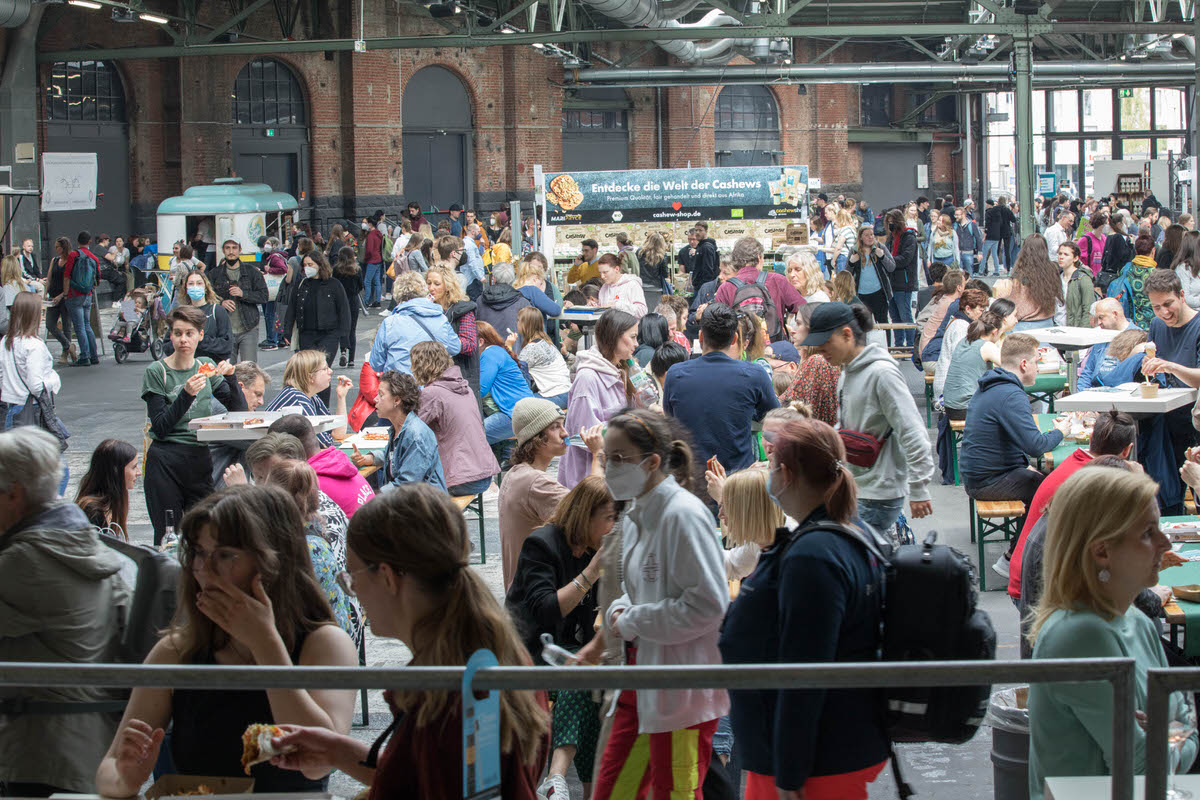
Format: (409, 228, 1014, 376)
(987, 686, 1031, 800)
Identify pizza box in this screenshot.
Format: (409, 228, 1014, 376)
(189, 411, 345, 442)
(341, 426, 392, 450)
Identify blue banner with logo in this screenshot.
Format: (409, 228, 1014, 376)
(543, 165, 809, 225)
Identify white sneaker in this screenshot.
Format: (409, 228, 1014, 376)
(379, 308, 391, 317)
(992, 553, 1011, 579)
(112, 301, 121, 309)
(536, 774, 570, 800)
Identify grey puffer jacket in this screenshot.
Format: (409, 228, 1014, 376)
(0, 502, 132, 792)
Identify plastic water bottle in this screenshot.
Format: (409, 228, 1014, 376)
(540, 633, 575, 667)
(627, 359, 660, 407)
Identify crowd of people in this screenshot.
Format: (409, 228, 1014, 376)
(0, 189, 1199, 800)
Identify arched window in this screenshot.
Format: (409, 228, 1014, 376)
(232, 58, 307, 126)
(715, 85, 780, 167)
(45, 60, 126, 122)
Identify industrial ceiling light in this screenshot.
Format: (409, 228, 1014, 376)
(139, 12, 168, 22)
(68, 1, 103, 9)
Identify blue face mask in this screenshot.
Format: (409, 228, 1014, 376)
(186, 286, 206, 302)
(767, 467, 786, 507)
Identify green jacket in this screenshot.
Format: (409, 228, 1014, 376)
(0, 503, 132, 792)
(1064, 267, 1096, 328)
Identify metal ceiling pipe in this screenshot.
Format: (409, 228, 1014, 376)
(0, 0, 31, 27)
(573, 59, 1198, 83)
(577, 0, 740, 63)
(658, 0, 704, 19)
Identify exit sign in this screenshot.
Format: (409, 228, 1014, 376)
(265, 129, 275, 137)
(1119, 88, 1133, 98)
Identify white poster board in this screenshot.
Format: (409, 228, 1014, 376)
(41, 152, 97, 212)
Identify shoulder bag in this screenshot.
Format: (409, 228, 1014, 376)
(14, 349, 70, 451)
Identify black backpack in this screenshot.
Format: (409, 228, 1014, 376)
(1098, 235, 1133, 293)
(728, 272, 783, 341)
(69, 249, 99, 294)
(729, 522, 995, 799)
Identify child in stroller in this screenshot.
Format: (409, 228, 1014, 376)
(109, 287, 165, 362)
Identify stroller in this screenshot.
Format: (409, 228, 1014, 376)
(109, 274, 171, 363)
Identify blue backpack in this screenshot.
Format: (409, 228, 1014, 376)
(1105, 262, 1134, 322)
(69, 249, 98, 294)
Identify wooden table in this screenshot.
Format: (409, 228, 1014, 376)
(876, 323, 918, 330)
(1028, 371, 1069, 412)
(1157, 516, 1200, 650)
(1027, 326, 1120, 392)
(1035, 413, 1087, 470)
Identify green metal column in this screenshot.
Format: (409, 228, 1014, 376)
(1193, 11, 1199, 219)
(1013, 29, 1036, 237)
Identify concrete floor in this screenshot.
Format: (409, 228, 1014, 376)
(52, 303, 1021, 799)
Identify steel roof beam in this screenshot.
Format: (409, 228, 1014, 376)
(36, 20, 1200, 61)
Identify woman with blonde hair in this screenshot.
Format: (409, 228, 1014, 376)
(273, 485, 550, 797)
(786, 251, 829, 304)
(1, 254, 27, 307)
(265, 349, 351, 448)
(830, 270, 859, 305)
(1027, 467, 1196, 800)
(425, 263, 479, 394)
(832, 206, 859, 271)
(638, 231, 671, 304)
(718, 468, 784, 580)
(491, 227, 514, 266)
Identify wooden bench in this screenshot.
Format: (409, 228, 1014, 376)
(948, 419, 965, 487)
(453, 493, 488, 564)
(970, 498, 1025, 591)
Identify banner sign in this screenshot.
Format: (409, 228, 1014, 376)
(41, 152, 97, 212)
(1037, 171, 1057, 199)
(543, 165, 809, 225)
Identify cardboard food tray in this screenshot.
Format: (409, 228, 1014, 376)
(149, 774, 255, 798)
(342, 426, 391, 450)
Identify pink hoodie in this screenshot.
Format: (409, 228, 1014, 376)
(309, 447, 375, 518)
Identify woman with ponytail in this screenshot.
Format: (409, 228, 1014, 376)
(270, 484, 550, 799)
(719, 418, 889, 800)
(585, 408, 730, 800)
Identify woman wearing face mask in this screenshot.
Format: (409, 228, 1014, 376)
(719, 417, 889, 800)
(140, 306, 240, 546)
(559, 310, 640, 490)
(586, 409, 730, 800)
(168, 269, 232, 362)
(283, 251, 350, 405)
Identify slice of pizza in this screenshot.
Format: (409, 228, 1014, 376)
(240, 723, 293, 774)
(196, 362, 218, 377)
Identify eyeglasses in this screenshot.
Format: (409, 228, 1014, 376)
(182, 546, 242, 573)
(597, 452, 649, 469)
(337, 563, 380, 597)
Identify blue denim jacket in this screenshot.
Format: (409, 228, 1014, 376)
(380, 412, 446, 492)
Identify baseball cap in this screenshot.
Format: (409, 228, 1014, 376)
(799, 302, 856, 347)
(767, 340, 801, 364)
(449, 203, 463, 212)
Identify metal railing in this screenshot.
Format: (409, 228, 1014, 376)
(0, 657, 1138, 800)
(1146, 667, 1200, 800)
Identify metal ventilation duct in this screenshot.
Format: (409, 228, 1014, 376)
(578, 0, 739, 64)
(0, 0, 31, 27)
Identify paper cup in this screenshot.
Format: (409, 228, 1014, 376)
(1141, 383, 1159, 398)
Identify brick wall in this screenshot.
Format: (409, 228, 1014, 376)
(34, 5, 963, 231)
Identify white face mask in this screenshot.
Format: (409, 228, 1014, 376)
(304, 266, 318, 279)
(263, 243, 273, 253)
(604, 457, 650, 501)
(361, 222, 370, 231)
